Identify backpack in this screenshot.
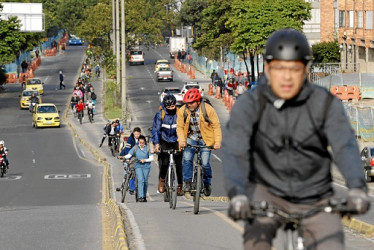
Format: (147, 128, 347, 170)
(91, 92, 97, 100)
(183, 96, 213, 124)
(159, 106, 180, 121)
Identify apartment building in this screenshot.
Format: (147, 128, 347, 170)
(304, 0, 322, 45)
(336, 0, 374, 72)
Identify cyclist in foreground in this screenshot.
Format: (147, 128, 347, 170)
(176, 89, 222, 196)
(152, 94, 183, 196)
(222, 28, 369, 250)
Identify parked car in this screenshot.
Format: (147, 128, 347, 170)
(158, 87, 183, 106)
(25, 78, 44, 95)
(129, 50, 145, 65)
(360, 146, 374, 182)
(32, 103, 61, 128)
(156, 67, 173, 82)
(19, 90, 42, 109)
(181, 82, 204, 98)
(154, 59, 170, 72)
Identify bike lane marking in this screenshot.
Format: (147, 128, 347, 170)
(44, 174, 91, 179)
(0, 176, 22, 181)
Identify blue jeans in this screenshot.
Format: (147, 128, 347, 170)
(182, 138, 212, 185)
(135, 164, 151, 198)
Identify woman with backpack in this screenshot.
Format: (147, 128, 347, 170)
(124, 135, 154, 202)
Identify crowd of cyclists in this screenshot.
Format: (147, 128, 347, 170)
(69, 28, 370, 249)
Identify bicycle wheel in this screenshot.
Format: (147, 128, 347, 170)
(121, 175, 130, 203)
(134, 174, 139, 202)
(164, 170, 170, 202)
(193, 166, 202, 214)
(110, 140, 116, 157)
(88, 112, 93, 123)
(170, 164, 177, 209)
(78, 112, 82, 124)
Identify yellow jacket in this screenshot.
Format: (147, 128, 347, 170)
(176, 103, 222, 147)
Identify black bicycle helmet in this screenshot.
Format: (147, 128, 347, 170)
(264, 28, 312, 65)
(163, 94, 176, 106)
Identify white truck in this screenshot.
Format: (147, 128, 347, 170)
(169, 37, 187, 59)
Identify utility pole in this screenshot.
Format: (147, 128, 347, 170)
(121, 0, 127, 128)
(116, 0, 120, 97)
(112, 0, 116, 56)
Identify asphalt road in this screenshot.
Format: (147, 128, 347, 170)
(0, 46, 102, 249)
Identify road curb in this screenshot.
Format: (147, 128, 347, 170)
(342, 217, 374, 237)
(63, 102, 129, 250)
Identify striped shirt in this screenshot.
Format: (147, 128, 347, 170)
(188, 108, 202, 141)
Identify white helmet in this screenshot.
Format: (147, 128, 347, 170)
(0, 140, 4, 145)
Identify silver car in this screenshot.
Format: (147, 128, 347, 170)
(360, 146, 374, 182)
(156, 67, 173, 82)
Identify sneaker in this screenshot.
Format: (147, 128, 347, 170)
(177, 184, 184, 196)
(129, 190, 134, 195)
(204, 184, 212, 196)
(158, 178, 166, 193)
(183, 181, 191, 192)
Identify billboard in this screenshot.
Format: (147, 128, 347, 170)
(0, 2, 44, 32)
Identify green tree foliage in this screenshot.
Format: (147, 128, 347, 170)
(179, 0, 207, 36)
(192, 0, 234, 60)
(0, 16, 25, 64)
(312, 41, 340, 64)
(226, 0, 311, 81)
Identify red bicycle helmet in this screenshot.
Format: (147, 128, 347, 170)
(183, 88, 201, 103)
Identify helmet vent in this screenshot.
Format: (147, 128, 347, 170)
(278, 45, 283, 51)
(295, 45, 299, 51)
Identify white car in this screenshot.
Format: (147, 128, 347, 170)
(181, 82, 204, 98)
(158, 87, 183, 106)
(156, 67, 173, 82)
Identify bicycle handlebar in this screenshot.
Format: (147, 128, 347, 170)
(185, 143, 214, 150)
(249, 198, 357, 221)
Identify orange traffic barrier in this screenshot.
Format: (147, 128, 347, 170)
(18, 73, 28, 83)
(208, 84, 214, 96)
(190, 67, 195, 79)
(181, 63, 186, 73)
(222, 90, 228, 104)
(27, 69, 34, 78)
(215, 86, 221, 99)
(227, 96, 233, 110)
(229, 98, 235, 112)
(6, 73, 17, 83)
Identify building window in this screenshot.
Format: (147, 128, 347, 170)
(367, 11, 373, 30)
(339, 11, 345, 27)
(349, 11, 354, 28)
(357, 11, 363, 28)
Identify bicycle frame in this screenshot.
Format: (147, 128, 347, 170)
(162, 149, 179, 209)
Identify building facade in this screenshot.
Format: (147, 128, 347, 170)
(304, 0, 322, 45)
(337, 0, 374, 72)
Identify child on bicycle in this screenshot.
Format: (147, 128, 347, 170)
(123, 135, 153, 202)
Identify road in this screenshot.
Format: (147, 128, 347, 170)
(0, 47, 102, 249)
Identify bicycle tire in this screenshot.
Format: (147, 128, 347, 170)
(78, 112, 82, 124)
(164, 171, 170, 202)
(193, 166, 202, 214)
(170, 164, 177, 209)
(1, 167, 4, 177)
(89, 112, 93, 123)
(110, 140, 116, 157)
(121, 175, 130, 203)
(134, 174, 139, 202)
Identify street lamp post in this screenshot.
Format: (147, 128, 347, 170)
(116, 0, 120, 97)
(121, 0, 127, 128)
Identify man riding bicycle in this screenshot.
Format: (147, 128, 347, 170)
(222, 29, 369, 250)
(176, 89, 222, 196)
(152, 94, 183, 196)
(105, 121, 120, 147)
(75, 99, 85, 118)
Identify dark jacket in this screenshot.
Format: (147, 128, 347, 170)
(152, 104, 178, 144)
(222, 77, 367, 204)
(119, 133, 138, 156)
(105, 125, 120, 136)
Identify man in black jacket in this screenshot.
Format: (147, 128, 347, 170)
(222, 29, 369, 250)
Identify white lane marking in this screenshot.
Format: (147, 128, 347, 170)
(44, 174, 91, 179)
(0, 176, 22, 181)
(44, 76, 49, 85)
(212, 153, 222, 162)
(32, 159, 36, 164)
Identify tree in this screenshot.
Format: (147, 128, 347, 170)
(178, 0, 207, 37)
(193, 0, 234, 60)
(0, 16, 25, 64)
(227, 0, 311, 82)
(312, 41, 340, 64)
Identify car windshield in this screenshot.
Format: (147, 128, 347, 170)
(23, 91, 38, 96)
(28, 79, 41, 85)
(131, 51, 143, 55)
(158, 61, 169, 65)
(164, 89, 181, 94)
(159, 68, 171, 71)
(185, 85, 199, 90)
(37, 106, 57, 113)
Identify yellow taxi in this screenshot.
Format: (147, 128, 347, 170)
(19, 90, 42, 109)
(25, 78, 44, 95)
(32, 103, 61, 128)
(154, 59, 170, 72)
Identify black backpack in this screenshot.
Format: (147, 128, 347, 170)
(91, 92, 97, 100)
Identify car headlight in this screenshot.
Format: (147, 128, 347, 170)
(54, 117, 60, 120)
(37, 117, 43, 120)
